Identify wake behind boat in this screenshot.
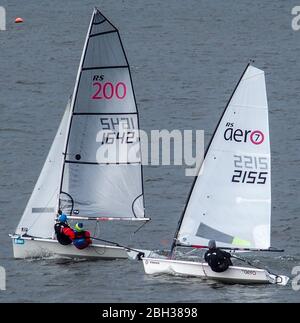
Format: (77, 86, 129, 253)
(11, 8, 150, 260)
(143, 63, 289, 285)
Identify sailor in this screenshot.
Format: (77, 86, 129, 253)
(72, 222, 92, 250)
(204, 240, 233, 273)
(54, 210, 72, 245)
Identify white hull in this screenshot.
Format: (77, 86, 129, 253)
(11, 235, 147, 260)
(142, 258, 289, 286)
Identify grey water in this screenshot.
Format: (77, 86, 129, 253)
(0, 0, 300, 302)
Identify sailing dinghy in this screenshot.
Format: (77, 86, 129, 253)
(10, 8, 150, 260)
(142, 64, 289, 285)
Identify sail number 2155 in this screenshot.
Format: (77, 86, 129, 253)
(231, 155, 269, 184)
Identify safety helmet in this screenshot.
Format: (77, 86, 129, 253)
(208, 240, 216, 249)
(58, 214, 67, 223)
(74, 222, 84, 232)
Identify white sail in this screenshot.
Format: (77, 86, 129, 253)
(177, 65, 271, 249)
(15, 101, 71, 238)
(60, 9, 145, 219)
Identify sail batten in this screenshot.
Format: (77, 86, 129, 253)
(82, 66, 128, 71)
(90, 30, 117, 38)
(65, 161, 141, 165)
(176, 65, 271, 250)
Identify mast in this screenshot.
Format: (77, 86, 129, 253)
(169, 62, 252, 257)
(57, 9, 96, 213)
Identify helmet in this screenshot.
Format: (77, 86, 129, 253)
(74, 222, 84, 232)
(58, 214, 67, 223)
(208, 240, 216, 249)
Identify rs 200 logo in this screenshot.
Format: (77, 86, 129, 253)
(224, 122, 265, 145)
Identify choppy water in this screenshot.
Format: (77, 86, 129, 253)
(0, 0, 300, 302)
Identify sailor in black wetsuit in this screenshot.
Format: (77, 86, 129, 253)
(54, 211, 72, 245)
(204, 240, 233, 273)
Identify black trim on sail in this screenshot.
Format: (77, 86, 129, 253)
(82, 65, 128, 71)
(65, 160, 141, 165)
(93, 19, 106, 25)
(132, 193, 144, 218)
(90, 30, 117, 38)
(73, 112, 138, 116)
(170, 62, 252, 256)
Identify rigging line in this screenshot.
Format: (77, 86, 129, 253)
(177, 244, 284, 253)
(129, 220, 149, 243)
(185, 248, 200, 256)
(90, 242, 106, 256)
(93, 222, 98, 237)
(201, 262, 208, 279)
(93, 221, 101, 238)
(90, 236, 144, 255)
(132, 220, 148, 235)
(231, 254, 282, 281)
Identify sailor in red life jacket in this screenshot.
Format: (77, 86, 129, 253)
(54, 211, 72, 245)
(70, 222, 92, 250)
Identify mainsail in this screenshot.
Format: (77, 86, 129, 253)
(59, 9, 145, 219)
(176, 64, 271, 250)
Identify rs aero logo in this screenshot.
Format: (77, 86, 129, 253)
(224, 122, 265, 145)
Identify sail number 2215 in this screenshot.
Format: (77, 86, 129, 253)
(231, 155, 269, 184)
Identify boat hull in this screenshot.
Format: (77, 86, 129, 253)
(11, 236, 133, 260)
(142, 257, 289, 285)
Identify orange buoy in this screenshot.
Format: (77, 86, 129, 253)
(15, 17, 24, 23)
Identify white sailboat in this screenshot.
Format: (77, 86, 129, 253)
(142, 63, 289, 285)
(10, 8, 150, 260)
